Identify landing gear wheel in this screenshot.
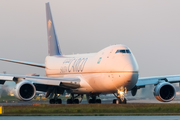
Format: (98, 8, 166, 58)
(113, 99, 116, 104)
(116, 99, 122, 104)
(96, 99, 101, 104)
(57, 99, 62, 104)
(112, 98, 127, 104)
(121, 98, 127, 104)
(49, 99, 55, 104)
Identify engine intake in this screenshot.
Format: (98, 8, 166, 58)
(154, 82, 176, 102)
(14, 81, 36, 101)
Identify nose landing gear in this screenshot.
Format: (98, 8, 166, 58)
(113, 87, 127, 104)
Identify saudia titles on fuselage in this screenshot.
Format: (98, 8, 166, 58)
(60, 58, 88, 73)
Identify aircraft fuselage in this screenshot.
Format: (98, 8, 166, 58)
(45, 44, 139, 94)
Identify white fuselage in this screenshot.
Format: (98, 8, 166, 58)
(45, 44, 139, 94)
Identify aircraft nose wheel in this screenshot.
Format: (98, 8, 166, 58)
(113, 87, 127, 104)
(113, 98, 127, 104)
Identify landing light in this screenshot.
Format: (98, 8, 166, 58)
(119, 91, 124, 96)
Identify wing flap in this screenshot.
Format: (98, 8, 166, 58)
(60, 82, 80, 89)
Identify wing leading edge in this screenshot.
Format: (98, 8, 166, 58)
(0, 58, 45, 68)
(130, 75, 180, 97)
(136, 75, 180, 88)
(0, 73, 81, 89)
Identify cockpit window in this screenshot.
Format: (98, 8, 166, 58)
(116, 50, 126, 53)
(126, 50, 131, 53)
(115, 49, 131, 54)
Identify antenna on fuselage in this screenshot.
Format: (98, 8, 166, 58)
(46, 2, 62, 56)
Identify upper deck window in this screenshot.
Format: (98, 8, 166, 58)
(115, 49, 131, 54)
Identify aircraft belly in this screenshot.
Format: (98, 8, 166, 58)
(45, 72, 138, 94)
(90, 73, 137, 93)
(80, 73, 138, 93)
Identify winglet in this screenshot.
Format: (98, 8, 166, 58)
(46, 2, 62, 56)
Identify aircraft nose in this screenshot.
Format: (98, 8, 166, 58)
(123, 63, 139, 90)
(123, 63, 138, 72)
(124, 64, 133, 71)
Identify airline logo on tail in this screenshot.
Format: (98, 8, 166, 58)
(48, 20, 52, 30)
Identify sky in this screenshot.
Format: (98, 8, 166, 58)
(0, 0, 180, 78)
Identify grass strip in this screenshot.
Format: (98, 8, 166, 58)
(2, 103, 180, 116)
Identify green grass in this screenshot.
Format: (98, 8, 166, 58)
(2, 103, 180, 116)
(0, 96, 17, 102)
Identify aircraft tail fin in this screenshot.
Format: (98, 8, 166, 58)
(46, 2, 62, 56)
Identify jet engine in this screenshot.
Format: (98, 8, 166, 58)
(154, 82, 176, 102)
(14, 81, 36, 101)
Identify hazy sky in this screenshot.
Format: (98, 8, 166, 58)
(0, 0, 180, 77)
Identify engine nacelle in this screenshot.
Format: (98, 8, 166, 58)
(154, 82, 176, 102)
(14, 81, 36, 101)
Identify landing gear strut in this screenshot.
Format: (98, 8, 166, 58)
(113, 87, 127, 104)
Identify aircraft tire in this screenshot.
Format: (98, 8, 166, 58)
(96, 99, 101, 103)
(49, 99, 56, 104)
(113, 98, 127, 104)
(113, 99, 116, 104)
(122, 98, 127, 104)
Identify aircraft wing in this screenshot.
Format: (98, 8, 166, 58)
(136, 75, 180, 88)
(0, 73, 81, 90)
(129, 75, 180, 96)
(0, 58, 45, 68)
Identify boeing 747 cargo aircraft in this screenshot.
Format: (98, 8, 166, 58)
(0, 3, 179, 104)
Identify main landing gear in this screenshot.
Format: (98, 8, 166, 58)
(113, 87, 127, 104)
(87, 94, 101, 104)
(49, 98, 62, 104)
(66, 94, 83, 104)
(48, 88, 62, 104)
